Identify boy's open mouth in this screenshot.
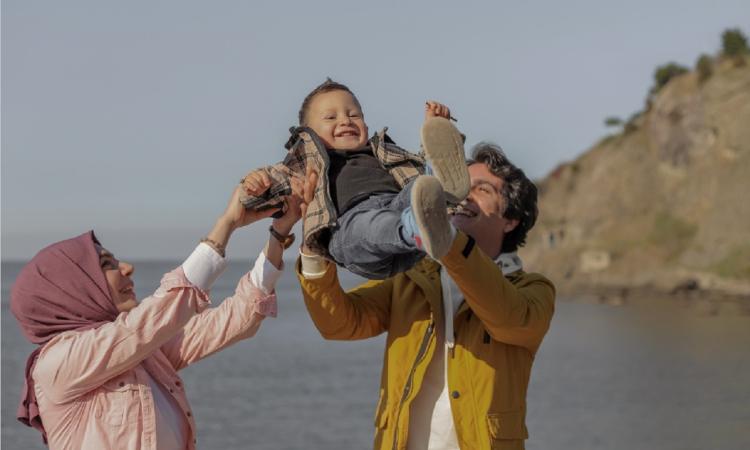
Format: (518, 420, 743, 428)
(335, 130, 359, 137)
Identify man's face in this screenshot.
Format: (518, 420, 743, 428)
(305, 90, 369, 151)
(450, 163, 519, 255)
(97, 246, 137, 313)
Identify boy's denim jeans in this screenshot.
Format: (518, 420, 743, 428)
(328, 180, 425, 279)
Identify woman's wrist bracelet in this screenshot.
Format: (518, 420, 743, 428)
(200, 237, 226, 257)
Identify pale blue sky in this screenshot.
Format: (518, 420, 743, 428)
(2, 0, 748, 260)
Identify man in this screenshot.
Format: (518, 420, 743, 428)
(296, 143, 555, 450)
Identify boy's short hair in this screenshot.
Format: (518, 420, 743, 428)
(468, 142, 538, 253)
(298, 78, 362, 126)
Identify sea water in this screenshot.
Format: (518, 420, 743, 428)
(2, 260, 749, 449)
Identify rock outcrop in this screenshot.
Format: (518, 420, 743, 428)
(521, 57, 750, 296)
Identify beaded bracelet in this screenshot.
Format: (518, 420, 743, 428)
(200, 237, 226, 257)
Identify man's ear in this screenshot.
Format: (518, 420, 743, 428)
(503, 219, 520, 234)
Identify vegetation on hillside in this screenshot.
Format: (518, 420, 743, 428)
(604, 27, 748, 130)
(647, 212, 698, 261)
(722, 28, 749, 57)
(604, 116, 623, 127)
(696, 54, 713, 82)
(652, 63, 689, 94)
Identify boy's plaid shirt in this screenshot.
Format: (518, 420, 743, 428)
(241, 127, 425, 258)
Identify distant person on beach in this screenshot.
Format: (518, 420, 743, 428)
(297, 143, 555, 449)
(240, 78, 469, 280)
(10, 181, 306, 449)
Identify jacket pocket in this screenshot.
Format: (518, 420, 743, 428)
(373, 389, 388, 430)
(98, 373, 138, 426)
(487, 411, 528, 443)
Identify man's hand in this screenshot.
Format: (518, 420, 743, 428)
(425, 100, 452, 120)
(271, 171, 312, 235)
(299, 165, 318, 254)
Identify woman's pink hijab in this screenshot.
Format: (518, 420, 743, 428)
(10, 231, 120, 441)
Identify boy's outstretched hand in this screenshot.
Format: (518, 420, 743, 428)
(241, 169, 273, 197)
(425, 100, 453, 121)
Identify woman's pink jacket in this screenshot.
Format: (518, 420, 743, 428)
(31, 245, 277, 450)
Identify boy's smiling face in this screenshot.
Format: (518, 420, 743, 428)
(305, 89, 369, 150)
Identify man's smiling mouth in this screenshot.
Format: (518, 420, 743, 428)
(449, 204, 477, 218)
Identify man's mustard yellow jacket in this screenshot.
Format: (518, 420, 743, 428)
(297, 232, 555, 450)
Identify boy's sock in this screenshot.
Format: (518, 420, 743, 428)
(400, 176, 456, 259)
(420, 117, 470, 204)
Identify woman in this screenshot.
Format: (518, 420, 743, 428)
(10, 182, 304, 450)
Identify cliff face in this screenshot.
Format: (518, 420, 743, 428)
(521, 58, 750, 295)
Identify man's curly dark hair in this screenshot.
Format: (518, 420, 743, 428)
(468, 143, 538, 253)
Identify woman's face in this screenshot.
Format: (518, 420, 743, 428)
(96, 245, 137, 312)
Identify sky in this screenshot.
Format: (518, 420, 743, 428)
(2, 0, 748, 260)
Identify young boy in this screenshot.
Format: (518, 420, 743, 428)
(240, 79, 468, 279)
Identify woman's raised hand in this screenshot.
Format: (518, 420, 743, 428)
(224, 185, 280, 231)
(202, 185, 280, 257)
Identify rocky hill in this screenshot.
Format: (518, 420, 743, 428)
(520, 57, 750, 297)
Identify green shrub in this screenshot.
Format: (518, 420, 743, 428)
(604, 116, 623, 127)
(624, 111, 641, 133)
(712, 244, 750, 279)
(696, 54, 713, 82)
(653, 62, 689, 93)
(722, 28, 749, 56)
(648, 212, 698, 260)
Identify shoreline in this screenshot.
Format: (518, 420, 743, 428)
(557, 282, 750, 316)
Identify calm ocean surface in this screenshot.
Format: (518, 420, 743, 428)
(2, 260, 749, 450)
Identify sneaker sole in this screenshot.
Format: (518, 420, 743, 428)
(411, 176, 452, 259)
(420, 117, 470, 204)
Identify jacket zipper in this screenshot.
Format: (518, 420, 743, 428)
(391, 321, 435, 450)
(450, 308, 465, 359)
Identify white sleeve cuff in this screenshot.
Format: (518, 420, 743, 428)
(182, 243, 227, 291)
(300, 249, 328, 279)
(250, 251, 284, 295)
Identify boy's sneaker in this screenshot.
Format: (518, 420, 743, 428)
(420, 117, 470, 204)
(401, 176, 454, 259)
